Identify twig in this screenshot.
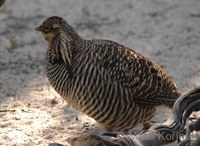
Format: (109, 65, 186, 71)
(0, 0, 5, 7)
(0, 109, 16, 112)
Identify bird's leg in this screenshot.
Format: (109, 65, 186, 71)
(143, 121, 157, 130)
(143, 122, 151, 130)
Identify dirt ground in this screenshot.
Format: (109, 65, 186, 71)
(0, 0, 200, 145)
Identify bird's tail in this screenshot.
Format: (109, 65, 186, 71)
(134, 96, 177, 107)
(134, 87, 200, 108)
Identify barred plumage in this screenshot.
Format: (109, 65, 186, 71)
(36, 16, 181, 131)
(73, 87, 200, 146)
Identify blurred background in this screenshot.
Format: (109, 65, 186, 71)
(0, 0, 200, 145)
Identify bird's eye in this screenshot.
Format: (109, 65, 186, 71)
(44, 27, 51, 33)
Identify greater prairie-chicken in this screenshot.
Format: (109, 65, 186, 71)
(36, 16, 181, 131)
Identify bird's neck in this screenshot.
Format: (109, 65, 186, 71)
(46, 32, 84, 79)
(46, 36, 62, 64)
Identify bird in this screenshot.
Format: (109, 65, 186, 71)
(35, 16, 182, 132)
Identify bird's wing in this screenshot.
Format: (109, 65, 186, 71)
(92, 40, 179, 100)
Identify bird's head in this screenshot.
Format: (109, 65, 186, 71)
(35, 16, 80, 66)
(35, 16, 78, 44)
(35, 16, 63, 43)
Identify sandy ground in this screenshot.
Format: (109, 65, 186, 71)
(0, 0, 200, 145)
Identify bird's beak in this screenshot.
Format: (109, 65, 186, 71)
(35, 26, 41, 32)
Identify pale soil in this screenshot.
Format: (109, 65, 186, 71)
(0, 0, 200, 145)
